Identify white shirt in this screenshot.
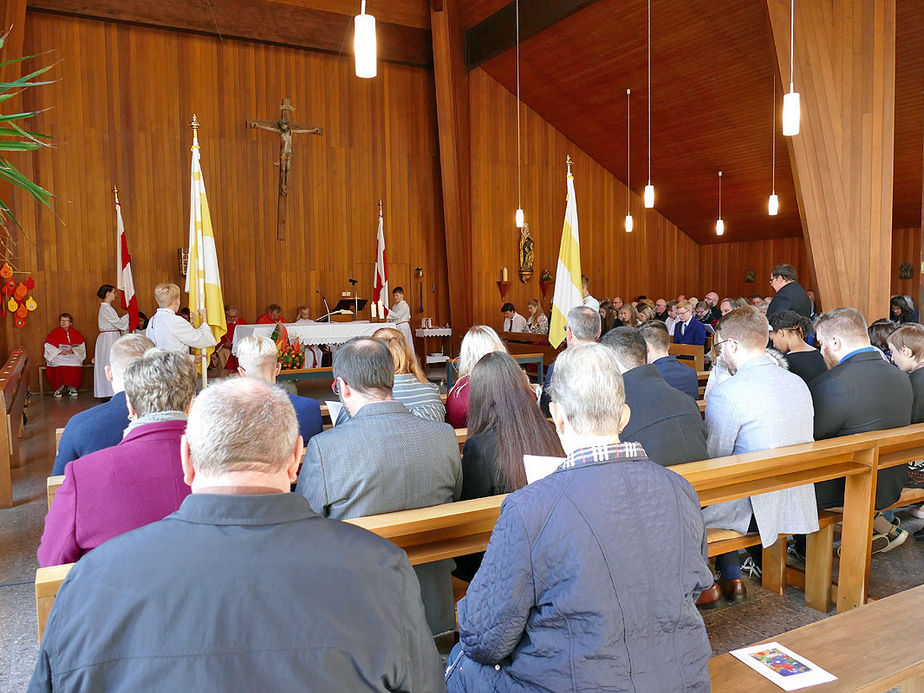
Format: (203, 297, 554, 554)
(665, 316, 678, 334)
(582, 294, 600, 312)
(146, 307, 217, 353)
(387, 300, 411, 324)
(504, 312, 528, 333)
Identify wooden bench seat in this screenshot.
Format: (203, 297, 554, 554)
(36, 363, 94, 395)
(709, 584, 924, 691)
(0, 349, 29, 508)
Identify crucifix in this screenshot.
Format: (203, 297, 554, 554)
(246, 98, 323, 240)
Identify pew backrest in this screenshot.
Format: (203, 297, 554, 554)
(668, 343, 704, 371)
(0, 349, 28, 508)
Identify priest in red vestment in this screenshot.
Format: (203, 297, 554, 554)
(44, 313, 87, 397)
(256, 304, 283, 324)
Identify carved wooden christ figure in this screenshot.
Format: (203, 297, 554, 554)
(246, 98, 323, 240)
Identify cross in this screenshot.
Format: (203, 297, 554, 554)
(246, 98, 323, 241)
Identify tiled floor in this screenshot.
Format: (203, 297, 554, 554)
(2, 389, 923, 691)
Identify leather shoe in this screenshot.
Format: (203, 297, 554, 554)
(719, 578, 747, 604)
(695, 582, 723, 609)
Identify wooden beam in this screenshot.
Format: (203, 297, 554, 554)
(464, 0, 602, 70)
(431, 0, 473, 345)
(26, 0, 433, 68)
(767, 0, 896, 321)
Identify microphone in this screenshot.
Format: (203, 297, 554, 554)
(316, 289, 331, 321)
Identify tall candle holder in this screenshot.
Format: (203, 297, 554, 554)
(497, 281, 512, 301)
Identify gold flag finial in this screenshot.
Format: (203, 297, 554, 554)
(112, 185, 119, 204)
(190, 113, 200, 130)
(378, 200, 383, 215)
(566, 155, 573, 176)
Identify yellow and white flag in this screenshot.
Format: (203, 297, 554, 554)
(548, 157, 582, 348)
(185, 115, 226, 354)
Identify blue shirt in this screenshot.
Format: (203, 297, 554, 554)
(53, 392, 129, 475)
(840, 346, 879, 365)
(288, 394, 323, 445)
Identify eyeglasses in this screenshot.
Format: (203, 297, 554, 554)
(712, 336, 736, 353)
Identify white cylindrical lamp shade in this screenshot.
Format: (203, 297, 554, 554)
(354, 13, 377, 79)
(643, 184, 655, 208)
(625, 214, 634, 233)
(782, 91, 800, 136)
(768, 193, 779, 216)
(715, 218, 725, 236)
(515, 208, 524, 228)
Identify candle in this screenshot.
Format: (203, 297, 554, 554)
(502, 267, 508, 282)
(371, 302, 377, 319)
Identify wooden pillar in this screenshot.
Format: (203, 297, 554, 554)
(767, 0, 896, 321)
(431, 0, 473, 347)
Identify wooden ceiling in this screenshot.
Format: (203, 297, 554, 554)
(468, 0, 923, 244)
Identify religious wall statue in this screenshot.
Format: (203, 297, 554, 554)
(246, 98, 323, 241)
(519, 223, 534, 283)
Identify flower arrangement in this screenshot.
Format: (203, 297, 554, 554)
(270, 323, 306, 370)
(540, 268, 553, 281)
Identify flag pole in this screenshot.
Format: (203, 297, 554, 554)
(190, 114, 207, 389)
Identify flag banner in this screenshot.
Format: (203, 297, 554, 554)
(114, 190, 140, 332)
(548, 157, 583, 348)
(185, 117, 226, 354)
(372, 204, 389, 318)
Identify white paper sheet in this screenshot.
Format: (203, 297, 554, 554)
(325, 400, 344, 427)
(523, 455, 565, 484)
(729, 642, 837, 690)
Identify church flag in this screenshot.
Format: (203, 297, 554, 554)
(372, 202, 389, 318)
(185, 115, 227, 353)
(114, 187, 140, 332)
(548, 156, 582, 348)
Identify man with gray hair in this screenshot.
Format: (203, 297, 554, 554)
(809, 308, 912, 549)
(31, 377, 442, 691)
(236, 335, 322, 445)
(296, 337, 461, 639)
(539, 305, 601, 416)
(446, 343, 712, 692)
(601, 327, 706, 467)
(53, 333, 155, 474)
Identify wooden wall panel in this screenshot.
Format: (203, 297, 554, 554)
(697, 237, 813, 304)
(10, 11, 448, 382)
(890, 227, 921, 305)
(468, 68, 699, 327)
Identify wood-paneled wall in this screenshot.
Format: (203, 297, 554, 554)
(891, 227, 921, 308)
(468, 68, 700, 326)
(10, 11, 448, 382)
(697, 237, 813, 303)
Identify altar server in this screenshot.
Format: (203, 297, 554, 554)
(387, 286, 416, 357)
(45, 313, 86, 397)
(94, 285, 129, 398)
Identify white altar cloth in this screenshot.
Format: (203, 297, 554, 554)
(231, 321, 381, 354)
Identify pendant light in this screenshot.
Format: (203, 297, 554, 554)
(768, 77, 779, 215)
(354, 1, 377, 79)
(715, 171, 725, 236)
(781, 0, 800, 135)
(625, 89, 633, 232)
(643, 0, 655, 208)
(514, 0, 525, 227)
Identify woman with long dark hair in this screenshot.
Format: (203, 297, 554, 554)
(891, 295, 914, 324)
(768, 310, 827, 384)
(455, 351, 563, 580)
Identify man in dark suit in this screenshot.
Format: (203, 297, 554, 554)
(30, 377, 442, 692)
(672, 301, 707, 346)
(296, 337, 461, 638)
(540, 305, 600, 417)
(766, 263, 812, 318)
(811, 308, 913, 510)
(237, 334, 323, 445)
(601, 327, 707, 466)
(639, 321, 699, 399)
(53, 334, 154, 475)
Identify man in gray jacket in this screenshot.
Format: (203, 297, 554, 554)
(30, 377, 442, 692)
(296, 337, 462, 637)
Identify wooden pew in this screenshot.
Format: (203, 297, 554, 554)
(35, 363, 94, 395)
(709, 584, 924, 691)
(47, 475, 64, 510)
(0, 349, 28, 508)
(499, 332, 562, 368)
(669, 343, 705, 371)
(33, 427, 888, 640)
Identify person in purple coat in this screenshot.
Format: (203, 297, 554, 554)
(38, 349, 197, 567)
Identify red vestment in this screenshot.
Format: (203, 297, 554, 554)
(256, 313, 277, 324)
(44, 326, 86, 389)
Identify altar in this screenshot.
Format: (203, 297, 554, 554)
(230, 321, 382, 354)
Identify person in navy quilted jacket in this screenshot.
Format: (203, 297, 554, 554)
(446, 342, 713, 692)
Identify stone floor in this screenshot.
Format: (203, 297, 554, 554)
(2, 389, 923, 691)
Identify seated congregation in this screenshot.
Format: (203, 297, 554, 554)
(33, 273, 924, 691)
